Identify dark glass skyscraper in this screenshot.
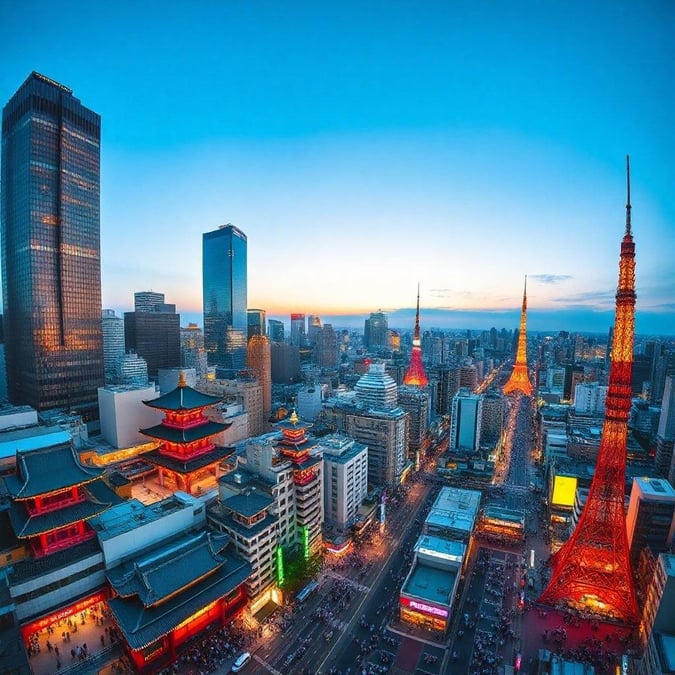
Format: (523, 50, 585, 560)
(1, 73, 104, 413)
(203, 224, 247, 372)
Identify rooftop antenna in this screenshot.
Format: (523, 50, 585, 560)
(625, 155, 632, 236)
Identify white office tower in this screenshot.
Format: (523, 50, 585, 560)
(321, 434, 368, 531)
(98, 384, 162, 449)
(450, 389, 483, 452)
(355, 361, 398, 409)
(573, 382, 608, 416)
(102, 309, 125, 384)
(297, 384, 323, 420)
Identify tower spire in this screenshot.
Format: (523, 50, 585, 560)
(503, 275, 533, 396)
(414, 282, 421, 342)
(625, 155, 632, 236)
(537, 159, 639, 624)
(403, 285, 428, 387)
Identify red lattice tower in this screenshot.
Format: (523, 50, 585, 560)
(403, 284, 428, 387)
(503, 276, 533, 396)
(538, 157, 639, 624)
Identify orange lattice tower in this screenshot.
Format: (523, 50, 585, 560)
(538, 157, 639, 624)
(403, 284, 428, 387)
(502, 276, 533, 396)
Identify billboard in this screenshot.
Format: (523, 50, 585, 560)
(552, 475, 577, 508)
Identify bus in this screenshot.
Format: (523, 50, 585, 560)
(296, 580, 319, 604)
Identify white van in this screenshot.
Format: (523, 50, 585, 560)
(231, 652, 251, 672)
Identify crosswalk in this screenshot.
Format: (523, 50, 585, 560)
(253, 653, 282, 674)
(324, 568, 371, 593)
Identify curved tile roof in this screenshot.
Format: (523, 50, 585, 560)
(140, 420, 230, 443)
(3, 443, 104, 499)
(143, 385, 223, 411)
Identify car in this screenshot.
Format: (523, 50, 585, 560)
(231, 651, 251, 672)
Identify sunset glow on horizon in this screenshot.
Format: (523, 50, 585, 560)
(1, 2, 672, 334)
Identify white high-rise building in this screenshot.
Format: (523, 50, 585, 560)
(97, 384, 162, 449)
(355, 361, 398, 410)
(450, 389, 483, 452)
(573, 382, 608, 416)
(321, 434, 368, 530)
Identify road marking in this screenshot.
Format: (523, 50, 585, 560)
(253, 653, 282, 674)
(324, 568, 370, 593)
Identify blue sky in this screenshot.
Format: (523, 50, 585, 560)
(1, 1, 673, 334)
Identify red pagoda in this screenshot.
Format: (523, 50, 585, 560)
(141, 374, 233, 495)
(5, 443, 118, 559)
(3, 443, 120, 642)
(275, 411, 323, 557)
(403, 284, 428, 387)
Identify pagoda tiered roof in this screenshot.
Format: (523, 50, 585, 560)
(140, 420, 230, 444)
(3, 443, 105, 499)
(144, 445, 234, 474)
(107, 530, 252, 649)
(143, 383, 223, 411)
(8, 494, 113, 537)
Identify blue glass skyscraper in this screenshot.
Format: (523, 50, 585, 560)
(202, 224, 247, 373)
(1, 72, 104, 413)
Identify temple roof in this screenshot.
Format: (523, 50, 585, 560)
(140, 420, 230, 444)
(3, 443, 105, 500)
(294, 455, 322, 471)
(274, 410, 312, 433)
(8, 481, 120, 538)
(107, 531, 252, 650)
(143, 384, 223, 411)
(277, 438, 315, 454)
(144, 445, 234, 474)
(107, 530, 230, 605)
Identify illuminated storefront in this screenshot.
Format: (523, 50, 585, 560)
(20, 590, 107, 641)
(477, 506, 526, 543)
(399, 596, 450, 631)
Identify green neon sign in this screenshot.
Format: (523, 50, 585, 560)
(276, 545, 285, 586)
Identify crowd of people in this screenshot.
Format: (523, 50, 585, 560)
(156, 620, 254, 675)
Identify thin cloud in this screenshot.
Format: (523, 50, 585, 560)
(530, 274, 573, 284)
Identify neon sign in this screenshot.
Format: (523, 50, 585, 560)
(403, 597, 448, 618)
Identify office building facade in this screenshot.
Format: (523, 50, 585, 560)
(1, 72, 104, 413)
(102, 309, 125, 384)
(450, 389, 483, 452)
(124, 297, 180, 379)
(247, 308, 266, 340)
(203, 225, 247, 371)
(268, 319, 285, 343)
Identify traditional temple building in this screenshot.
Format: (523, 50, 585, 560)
(274, 411, 323, 557)
(106, 529, 251, 673)
(141, 374, 233, 495)
(2, 443, 120, 637)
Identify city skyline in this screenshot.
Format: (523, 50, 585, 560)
(1, 2, 673, 335)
